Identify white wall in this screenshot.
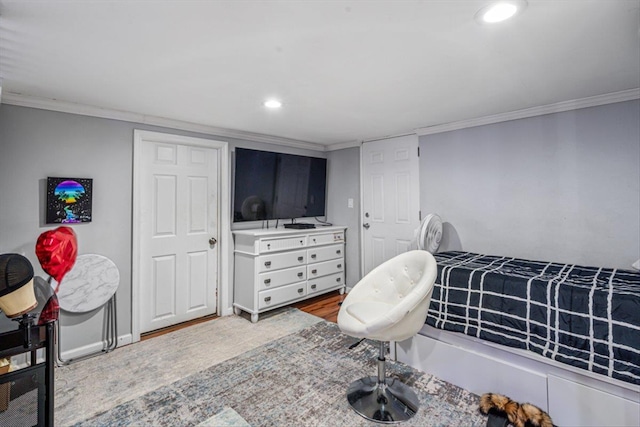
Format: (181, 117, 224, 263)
(420, 100, 640, 269)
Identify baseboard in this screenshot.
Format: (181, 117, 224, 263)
(117, 333, 133, 347)
(61, 333, 133, 360)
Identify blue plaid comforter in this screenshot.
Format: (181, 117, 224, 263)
(428, 251, 640, 385)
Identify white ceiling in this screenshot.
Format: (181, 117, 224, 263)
(1, 0, 639, 147)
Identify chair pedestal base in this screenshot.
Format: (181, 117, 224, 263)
(346, 376, 419, 423)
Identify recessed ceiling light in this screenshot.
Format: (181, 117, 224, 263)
(264, 99, 282, 109)
(475, 0, 527, 24)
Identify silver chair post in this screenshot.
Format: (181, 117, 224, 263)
(377, 341, 386, 385)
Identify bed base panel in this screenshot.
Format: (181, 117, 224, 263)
(396, 325, 639, 427)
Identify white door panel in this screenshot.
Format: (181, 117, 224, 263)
(152, 254, 176, 319)
(372, 237, 386, 269)
(371, 174, 385, 221)
(186, 250, 208, 311)
(362, 135, 420, 275)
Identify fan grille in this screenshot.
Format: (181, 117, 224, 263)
(417, 214, 442, 253)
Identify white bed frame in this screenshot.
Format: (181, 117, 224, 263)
(396, 324, 640, 427)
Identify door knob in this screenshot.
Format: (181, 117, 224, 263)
(363, 223, 370, 229)
(209, 237, 217, 245)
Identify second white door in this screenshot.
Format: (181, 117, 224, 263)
(362, 134, 421, 275)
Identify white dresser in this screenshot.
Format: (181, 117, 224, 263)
(233, 226, 346, 322)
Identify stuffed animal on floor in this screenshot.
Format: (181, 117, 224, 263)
(479, 393, 554, 427)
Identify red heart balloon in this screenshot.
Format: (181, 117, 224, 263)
(35, 227, 78, 292)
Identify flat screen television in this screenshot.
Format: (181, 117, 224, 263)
(233, 148, 327, 222)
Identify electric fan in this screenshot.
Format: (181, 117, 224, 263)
(416, 213, 442, 253)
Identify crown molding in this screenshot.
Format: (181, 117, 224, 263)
(364, 131, 418, 143)
(325, 139, 361, 151)
(2, 92, 327, 152)
(326, 131, 418, 150)
(415, 88, 640, 136)
(5, 89, 638, 149)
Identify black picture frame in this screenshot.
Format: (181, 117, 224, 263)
(46, 177, 93, 224)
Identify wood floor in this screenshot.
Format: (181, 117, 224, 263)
(292, 290, 346, 323)
(140, 314, 219, 341)
(141, 290, 345, 341)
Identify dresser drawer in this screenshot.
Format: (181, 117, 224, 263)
(308, 272, 344, 295)
(258, 250, 306, 272)
(258, 282, 307, 309)
(308, 259, 344, 278)
(258, 266, 306, 290)
(308, 231, 345, 246)
(308, 244, 344, 263)
(259, 236, 306, 253)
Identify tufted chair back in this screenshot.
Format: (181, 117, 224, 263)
(338, 250, 437, 342)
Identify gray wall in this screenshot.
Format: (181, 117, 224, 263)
(420, 100, 640, 269)
(327, 147, 361, 288)
(0, 104, 328, 354)
(3, 98, 637, 353)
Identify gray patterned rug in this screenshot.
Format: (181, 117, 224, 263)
(71, 316, 487, 426)
(56, 307, 323, 425)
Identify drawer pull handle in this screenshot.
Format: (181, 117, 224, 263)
(298, 288, 304, 293)
(311, 284, 317, 290)
(297, 272, 303, 277)
(311, 269, 317, 274)
(265, 261, 271, 267)
(264, 278, 271, 284)
(298, 256, 304, 262)
(336, 277, 341, 282)
(311, 254, 317, 259)
(337, 264, 342, 268)
(267, 244, 271, 249)
(264, 296, 271, 302)
(337, 250, 341, 254)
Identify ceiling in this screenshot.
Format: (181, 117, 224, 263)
(0, 0, 639, 148)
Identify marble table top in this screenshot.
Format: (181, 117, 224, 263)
(58, 254, 120, 313)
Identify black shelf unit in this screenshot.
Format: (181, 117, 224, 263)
(0, 319, 55, 427)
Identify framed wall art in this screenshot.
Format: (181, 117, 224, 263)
(46, 177, 93, 224)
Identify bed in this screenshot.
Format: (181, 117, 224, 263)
(396, 251, 640, 427)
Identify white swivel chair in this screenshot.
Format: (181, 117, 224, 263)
(338, 250, 437, 423)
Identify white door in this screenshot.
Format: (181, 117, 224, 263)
(135, 132, 219, 334)
(362, 134, 421, 275)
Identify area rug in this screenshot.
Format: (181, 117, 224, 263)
(71, 317, 487, 426)
(56, 307, 323, 426)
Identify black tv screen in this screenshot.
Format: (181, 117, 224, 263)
(233, 148, 327, 222)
